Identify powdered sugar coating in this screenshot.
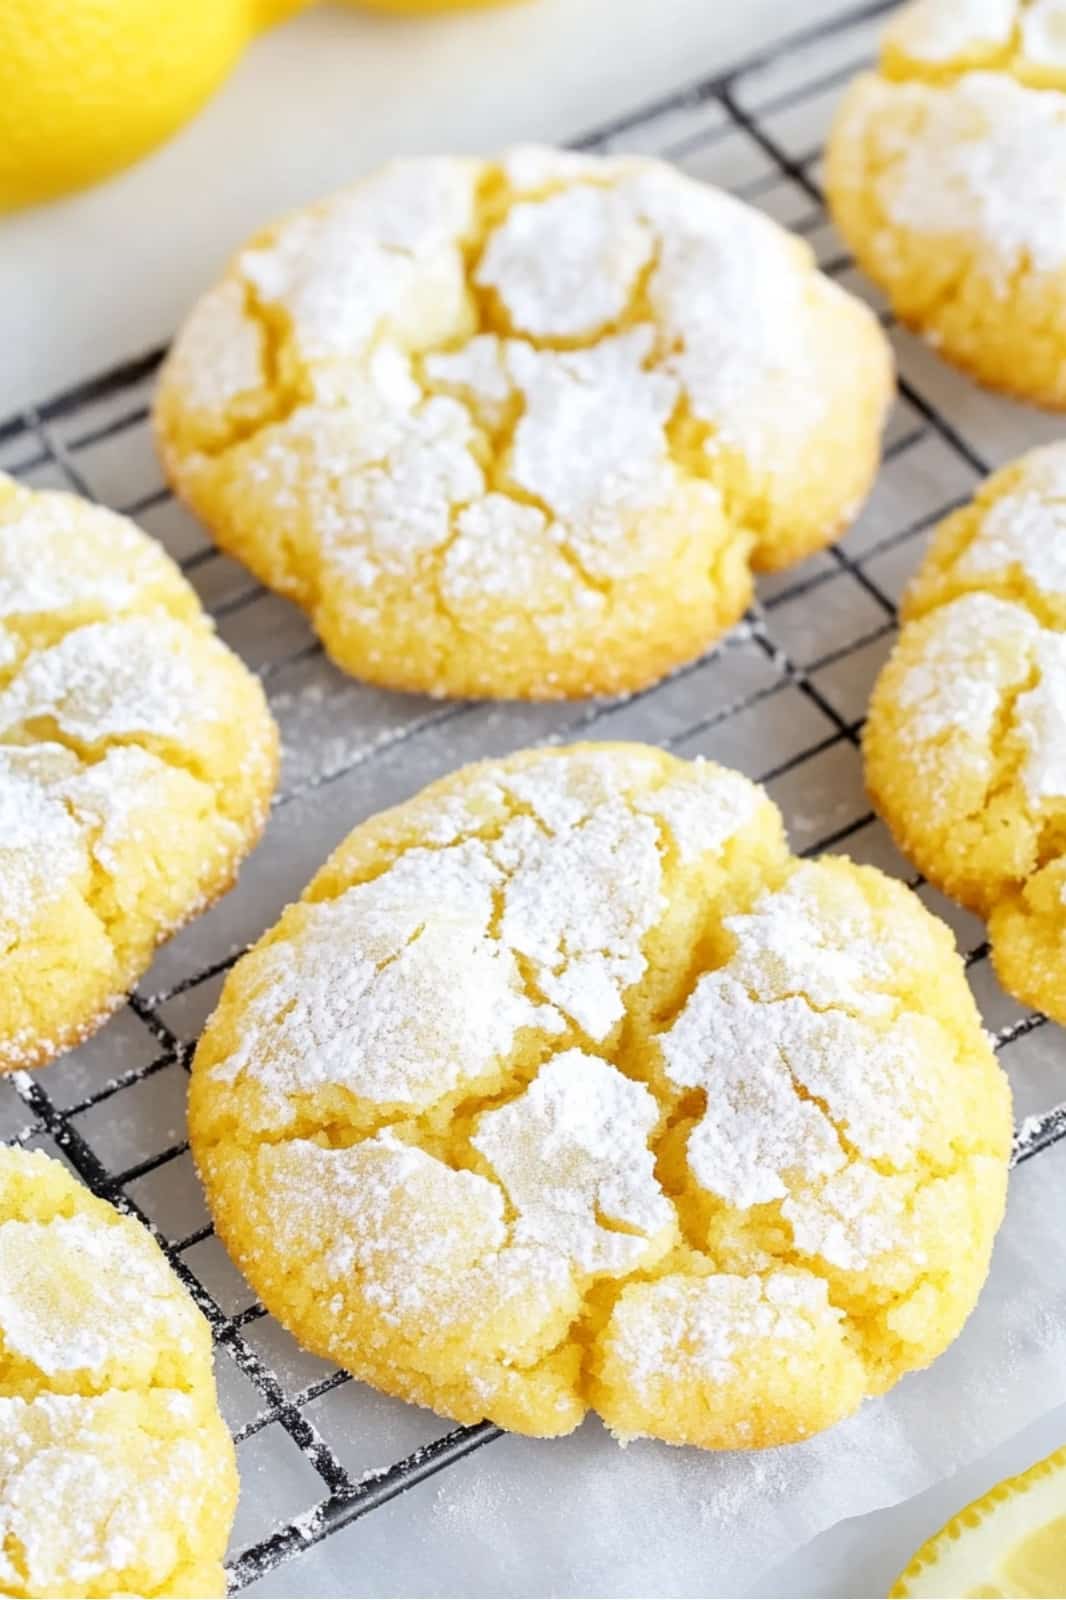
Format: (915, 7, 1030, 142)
(877, 74, 1066, 279)
(0, 617, 222, 744)
(884, 0, 1016, 63)
(895, 592, 1036, 745)
(1022, 0, 1066, 67)
(600, 1271, 846, 1403)
(0, 746, 85, 943)
(157, 146, 891, 699)
(866, 445, 1066, 1026)
(191, 743, 1009, 1451)
(473, 1050, 675, 1274)
(827, 23, 1066, 406)
(894, 596, 1066, 806)
(0, 1149, 236, 1598)
(0, 1211, 200, 1379)
(885, 0, 1066, 69)
(957, 447, 1066, 596)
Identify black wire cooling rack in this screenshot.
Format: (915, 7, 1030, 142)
(4, 0, 1066, 1590)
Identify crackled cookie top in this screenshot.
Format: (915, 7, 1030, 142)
(827, 1, 1066, 406)
(0, 472, 278, 1074)
(866, 442, 1066, 1025)
(0, 1148, 236, 1598)
(155, 146, 892, 700)
(190, 743, 1009, 1450)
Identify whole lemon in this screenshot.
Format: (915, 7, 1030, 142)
(0, 0, 518, 212)
(0, 0, 309, 210)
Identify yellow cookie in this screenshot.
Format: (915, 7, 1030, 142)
(0, 472, 278, 1074)
(866, 442, 1066, 1023)
(827, 0, 1066, 408)
(0, 1147, 237, 1598)
(189, 742, 1009, 1449)
(155, 146, 893, 701)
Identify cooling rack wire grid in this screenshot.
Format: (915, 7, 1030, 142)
(3, 0, 1065, 1589)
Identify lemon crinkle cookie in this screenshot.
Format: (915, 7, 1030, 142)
(189, 742, 1010, 1449)
(827, 0, 1066, 407)
(0, 1147, 237, 1598)
(155, 146, 893, 700)
(0, 472, 278, 1073)
(866, 441, 1066, 1024)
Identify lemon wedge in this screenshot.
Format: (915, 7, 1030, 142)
(893, 1445, 1066, 1598)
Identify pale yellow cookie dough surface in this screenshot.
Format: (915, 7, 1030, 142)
(866, 442, 1066, 1023)
(190, 742, 1010, 1450)
(827, 0, 1066, 407)
(0, 472, 278, 1074)
(0, 1147, 237, 1598)
(155, 146, 892, 701)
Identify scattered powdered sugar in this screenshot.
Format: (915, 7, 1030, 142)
(500, 144, 631, 192)
(877, 74, 1066, 279)
(883, 0, 1016, 63)
(227, 912, 552, 1114)
(0, 616, 217, 743)
(61, 746, 200, 874)
(424, 335, 514, 430)
(258, 1132, 578, 1342)
(661, 974, 845, 1208)
(659, 862, 938, 1264)
(505, 331, 680, 574)
(473, 1050, 675, 1274)
(0, 1210, 199, 1377)
(440, 496, 598, 621)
